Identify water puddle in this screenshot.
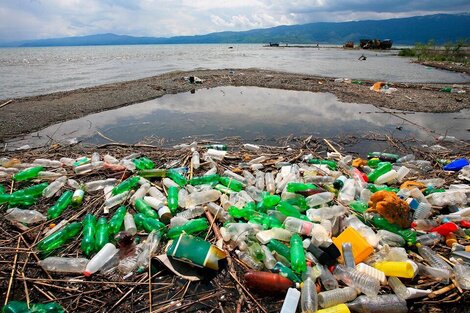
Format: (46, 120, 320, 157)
(6, 86, 469, 153)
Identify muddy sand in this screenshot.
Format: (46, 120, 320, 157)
(0, 68, 469, 141)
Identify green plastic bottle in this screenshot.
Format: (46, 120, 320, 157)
(2, 301, 65, 313)
(277, 201, 301, 218)
(263, 194, 281, 208)
(189, 174, 220, 186)
(47, 190, 73, 220)
(167, 186, 179, 213)
(273, 262, 301, 283)
(95, 217, 109, 251)
(167, 218, 209, 239)
(308, 159, 337, 170)
(12, 182, 49, 197)
(286, 182, 318, 193)
(138, 169, 167, 178)
(71, 189, 85, 208)
(135, 198, 159, 219)
(12, 166, 44, 181)
(81, 214, 97, 257)
(367, 162, 392, 183)
(267, 239, 291, 261)
(369, 215, 417, 245)
(0, 194, 37, 206)
(112, 176, 141, 195)
(228, 205, 255, 220)
(108, 206, 126, 234)
(134, 213, 145, 230)
(206, 144, 227, 151)
(285, 196, 308, 211)
(133, 157, 155, 170)
(290, 233, 307, 274)
(248, 242, 265, 261)
(73, 157, 89, 167)
(142, 217, 166, 233)
(219, 176, 244, 192)
(349, 200, 369, 214)
(367, 184, 399, 193)
(167, 169, 187, 187)
(367, 158, 380, 168)
(0, 185, 4, 194)
(367, 152, 400, 162)
(37, 222, 82, 252)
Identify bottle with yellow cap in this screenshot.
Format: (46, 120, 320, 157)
(373, 261, 415, 278)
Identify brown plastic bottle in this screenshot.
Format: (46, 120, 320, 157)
(244, 271, 295, 294)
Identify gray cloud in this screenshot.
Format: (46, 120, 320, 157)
(0, 0, 468, 41)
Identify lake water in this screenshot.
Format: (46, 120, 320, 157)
(1, 44, 469, 99)
(6, 87, 469, 153)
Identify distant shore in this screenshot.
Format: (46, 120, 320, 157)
(0, 68, 469, 141)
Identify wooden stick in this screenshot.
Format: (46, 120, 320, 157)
(22, 272, 31, 309)
(428, 283, 455, 298)
(323, 139, 342, 158)
(4, 237, 21, 306)
(0, 99, 13, 109)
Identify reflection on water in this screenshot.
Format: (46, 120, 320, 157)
(6, 87, 470, 153)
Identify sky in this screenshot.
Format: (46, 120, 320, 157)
(1, 0, 469, 41)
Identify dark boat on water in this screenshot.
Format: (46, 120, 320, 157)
(359, 39, 393, 49)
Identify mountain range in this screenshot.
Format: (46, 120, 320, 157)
(1, 13, 469, 47)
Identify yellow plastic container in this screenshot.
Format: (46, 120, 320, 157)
(333, 227, 373, 264)
(373, 261, 415, 278)
(317, 303, 350, 313)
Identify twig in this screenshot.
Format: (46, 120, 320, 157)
(4, 237, 21, 306)
(0, 99, 13, 109)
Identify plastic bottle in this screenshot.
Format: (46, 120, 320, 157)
(377, 230, 405, 247)
(318, 264, 339, 290)
(166, 169, 187, 187)
(109, 206, 126, 234)
(12, 166, 44, 181)
(333, 265, 380, 297)
(2, 301, 65, 313)
(280, 287, 301, 313)
(71, 188, 85, 207)
(81, 214, 96, 256)
(5, 208, 46, 224)
(260, 245, 276, 269)
(134, 198, 159, 219)
(306, 205, 347, 222)
(396, 154, 415, 164)
(84, 243, 119, 276)
(342, 243, 355, 268)
(219, 176, 245, 192)
(130, 183, 150, 204)
(142, 217, 166, 233)
(244, 271, 294, 294)
(256, 228, 292, 245)
(124, 212, 137, 235)
(290, 233, 307, 273)
(42, 176, 67, 198)
(206, 202, 230, 222)
(277, 201, 302, 218)
(453, 263, 470, 290)
(104, 190, 131, 210)
(306, 192, 335, 207)
(13, 182, 48, 198)
(167, 218, 208, 239)
(265, 172, 275, 194)
(112, 176, 141, 195)
(416, 232, 443, 245)
(186, 190, 221, 207)
(300, 266, 318, 313)
(136, 230, 162, 271)
(39, 257, 89, 273)
(344, 215, 379, 248)
(95, 217, 110, 251)
(355, 263, 386, 284)
(373, 261, 415, 278)
(37, 222, 82, 252)
(190, 174, 220, 186)
(347, 295, 407, 313)
(318, 287, 358, 309)
(375, 170, 398, 185)
(417, 245, 452, 273)
(367, 152, 400, 162)
(47, 190, 73, 220)
(367, 162, 392, 183)
(84, 178, 117, 192)
(338, 179, 356, 203)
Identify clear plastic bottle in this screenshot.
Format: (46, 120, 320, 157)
(84, 243, 119, 276)
(388, 276, 409, 299)
(206, 202, 230, 222)
(39, 257, 89, 273)
(235, 250, 264, 270)
(413, 202, 432, 220)
(396, 154, 415, 164)
(33, 158, 62, 168)
(342, 243, 355, 268)
(319, 264, 339, 291)
(339, 179, 356, 203)
(130, 183, 150, 204)
(343, 215, 379, 247)
(104, 190, 132, 210)
(5, 208, 46, 224)
(42, 176, 67, 198)
(85, 178, 117, 192)
(261, 245, 276, 269)
(256, 227, 292, 244)
(300, 268, 318, 313)
(417, 245, 452, 273)
(416, 233, 443, 246)
(306, 205, 347, 222)
(318, 287, 358, 309)
(186, 190, 221, 207)
(265, 172, 276, 194)
(333, 265, 380, 297)
(355, 263, 386, 284)
(453, 263, 470, 290)
(191, 150, 200, 169)
(377, 230, 406, 247)
(136, 231, 162, 270)
(346, 295, 407, 313)
(306, 192, 335, 207)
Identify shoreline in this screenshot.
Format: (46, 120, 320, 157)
(0, 68, 469, 141)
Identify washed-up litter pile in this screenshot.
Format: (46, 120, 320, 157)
(0, 140, 469, 313)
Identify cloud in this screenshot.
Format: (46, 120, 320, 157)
(0, 0, 469, 41)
